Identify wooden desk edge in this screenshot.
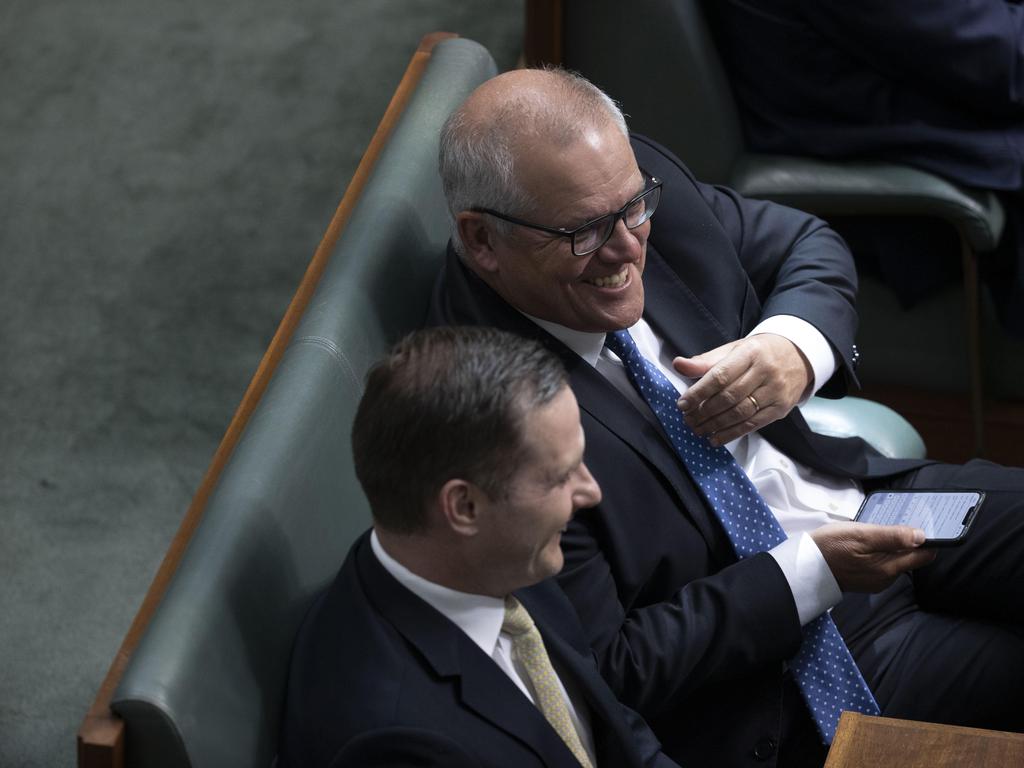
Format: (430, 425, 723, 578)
(826, 712, 1024, 767)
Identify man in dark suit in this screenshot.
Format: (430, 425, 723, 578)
(708, 0, 1024, 330)
(429, 68, 1024, 768)
(278, 327, 681, 768)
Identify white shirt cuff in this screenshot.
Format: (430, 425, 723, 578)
(768, 533, 842, 626)
(748, 315, 836, 400)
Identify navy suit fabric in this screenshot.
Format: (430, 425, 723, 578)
(278, 532, 677, 768)
(710, 0, 1024, 191)
(429, 135, 1024, 767)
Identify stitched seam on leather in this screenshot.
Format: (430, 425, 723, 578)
(291, 336, 362, 390)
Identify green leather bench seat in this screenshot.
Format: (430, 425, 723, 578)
(109, 38, 498, 768)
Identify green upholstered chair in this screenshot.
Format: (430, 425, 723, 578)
(77, 32, 925, 768)
(542, 0, 1004, 455)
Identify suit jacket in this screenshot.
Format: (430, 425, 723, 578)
(429, 135, 932, 767)
(709, 0, 1024, 191)
(278, 532, 678, 768)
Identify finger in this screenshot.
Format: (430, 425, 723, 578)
(702, 387, 780, 445)
(673, 341, 741, 380)
(685, 369, 764, 433)
(859, 524, 927, 551)
(877, 548, 938, 578)
(673, 356, 712, 379)
(678, 353, 753, 415)
(705, 404, 781, 446)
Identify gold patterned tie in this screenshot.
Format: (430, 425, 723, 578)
(502, 596, 595, 768)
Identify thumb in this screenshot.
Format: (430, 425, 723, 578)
(673, 355, 711, 378)
(870, 524, 927, 550)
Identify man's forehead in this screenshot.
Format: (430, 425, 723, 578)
(467, 69, 562, 106)
(514, 129, 640, 202)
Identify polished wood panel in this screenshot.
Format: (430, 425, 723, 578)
(859, 384, 1024, 466)
(826, 712, 1024, 767)
(75, 31, 457, 768)
(524, 0, 563, 65)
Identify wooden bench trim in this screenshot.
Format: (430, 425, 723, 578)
(76, 31, 458, 768)
(826, 712, 1024, 767)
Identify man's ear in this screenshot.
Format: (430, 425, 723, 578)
(437, 477, 488, 537)
(456, 211, 500, 274)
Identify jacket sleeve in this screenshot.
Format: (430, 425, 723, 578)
(699, 177, 858, 385)
(800, 0, 1024, 116)
(556, 409, 806, 720)
(634, 133, 859, 394)
(557, 515, 802, 720)
(618, 701, 685, 768)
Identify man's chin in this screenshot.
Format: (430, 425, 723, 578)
(582, 286, 645, 332)
(591, 308, 645, 334)
(537, 549, 565, 582)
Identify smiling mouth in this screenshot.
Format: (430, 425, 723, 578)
(585, 266, 628, 289)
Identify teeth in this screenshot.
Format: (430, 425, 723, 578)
(589, 268, 628, 288)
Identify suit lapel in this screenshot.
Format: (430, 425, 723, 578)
(456, 654, 582, 767)
(642, 244, 736, 357)
(434, 248, 723, 549)
(356, 537, 581, 767)
(568, 357, 722, 548)
(517, 588, 643, 768)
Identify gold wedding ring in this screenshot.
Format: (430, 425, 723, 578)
(747, 394, 760, 413)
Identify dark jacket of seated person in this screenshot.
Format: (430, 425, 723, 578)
(277, 327, 679, 768)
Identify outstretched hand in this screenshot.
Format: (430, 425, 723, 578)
(810, 522, 937, 593)
(674, 333, 813, 446)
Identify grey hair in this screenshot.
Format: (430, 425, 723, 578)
(438, 68, 629, 256)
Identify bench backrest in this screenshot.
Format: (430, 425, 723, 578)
(108, 37, 498, 768)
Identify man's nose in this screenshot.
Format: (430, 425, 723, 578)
(595, 217, 644, 262)
(573, 462, 603, 509)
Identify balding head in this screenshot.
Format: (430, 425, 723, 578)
(439, 69, 628, 255)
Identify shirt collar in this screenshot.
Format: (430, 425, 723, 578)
(523, 311, 653, 369)
(523, 312, 606, 367)
(370, 530, 506, 657)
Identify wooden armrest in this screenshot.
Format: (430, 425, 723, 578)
(826, 712, 1024, 767)
(75, 30, 457, 768)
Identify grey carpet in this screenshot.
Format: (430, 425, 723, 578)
(0, 2, 522, 766)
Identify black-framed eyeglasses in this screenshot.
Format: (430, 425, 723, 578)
(471, 168, 663, 257)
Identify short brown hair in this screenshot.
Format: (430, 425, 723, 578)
(351, 327, 568, 533)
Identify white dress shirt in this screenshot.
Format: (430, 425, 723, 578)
(528, 312, 861, 625)
(370, 531, 598, 765)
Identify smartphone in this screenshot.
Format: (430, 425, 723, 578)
(854, 490, 984, 547)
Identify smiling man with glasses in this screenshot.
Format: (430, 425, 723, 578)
(429, 68, 1024, 768)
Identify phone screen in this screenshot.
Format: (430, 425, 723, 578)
(855, 490, 982, 542)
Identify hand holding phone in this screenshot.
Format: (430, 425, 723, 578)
(810, 521, 936, 592)
(854, 490, 983, 547)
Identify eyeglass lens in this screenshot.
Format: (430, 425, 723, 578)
(572, 185, 662, 256)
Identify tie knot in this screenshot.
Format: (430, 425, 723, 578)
(603, 329, 637, 360)
(502, 596, 535, 636)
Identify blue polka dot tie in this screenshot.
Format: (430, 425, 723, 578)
(604, 329, 878, 744)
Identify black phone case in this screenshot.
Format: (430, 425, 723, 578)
(853, 489, 985, 547)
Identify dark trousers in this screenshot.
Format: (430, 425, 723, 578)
(833, 460, 1024, 732)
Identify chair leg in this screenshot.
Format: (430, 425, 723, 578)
(961, 237, 985, 456)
